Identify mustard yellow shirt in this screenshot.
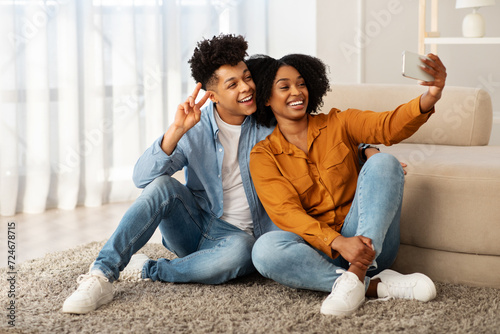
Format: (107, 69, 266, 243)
(249, 96, 433, 259)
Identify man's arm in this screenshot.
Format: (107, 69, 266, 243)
(161, 83, 210, 155)
(132, 83, 210, 188)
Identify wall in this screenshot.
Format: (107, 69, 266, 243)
(313, 0, 500, 145)
(267, 0, 317, 58)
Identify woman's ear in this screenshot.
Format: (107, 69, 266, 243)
(265, 100, 270, 107)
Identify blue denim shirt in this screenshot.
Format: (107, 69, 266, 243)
(133, 102, 279, 238)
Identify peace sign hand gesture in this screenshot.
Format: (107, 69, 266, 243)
(173, 82, 210, 133)
(161, 83, 210, 155)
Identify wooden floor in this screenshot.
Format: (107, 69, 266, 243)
(1, 201, 163, 267)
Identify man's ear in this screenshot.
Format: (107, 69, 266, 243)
(207, 91, 218, 104)
(206, 76, 219, 104)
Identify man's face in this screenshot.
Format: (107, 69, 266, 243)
(208, 61, 256, 125)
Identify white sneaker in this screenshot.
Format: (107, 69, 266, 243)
(320, 270, 366, 316)
(373, 269, 437, 302)
(62, 273, 113, 314)
(119, 254, 151, 281)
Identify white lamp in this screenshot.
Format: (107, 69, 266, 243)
(456, 0, 496, 37)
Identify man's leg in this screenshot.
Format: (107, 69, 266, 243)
(63, 175, 206, 314)
(144, 218, 256, 284)
(92, 175, 205, 282)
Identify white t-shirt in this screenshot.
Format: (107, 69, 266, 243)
(214, 110, 254, 235)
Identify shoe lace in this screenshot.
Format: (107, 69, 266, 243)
(76, 273, 109, 292)
(328, 270, 358, 299)
(384, 280, 416, 300)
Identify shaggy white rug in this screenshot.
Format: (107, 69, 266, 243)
(1, 240, 499, 334)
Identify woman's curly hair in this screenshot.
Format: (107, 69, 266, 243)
(247, 53, 331, 127)
(189, 34, 248, 90)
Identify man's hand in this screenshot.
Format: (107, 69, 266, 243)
(331, 235, 376, 271)
(419, 53, 447, 113)
(173, 82, 210, 133)
(161, 83, 210, 155)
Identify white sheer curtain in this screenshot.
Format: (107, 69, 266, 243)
(0, 0, 268, 216)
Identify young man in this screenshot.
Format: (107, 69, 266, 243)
(62, 34, 279, 314)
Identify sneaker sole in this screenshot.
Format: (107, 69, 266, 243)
(62, 291, 114, 314)
(320, 297, 365, 317)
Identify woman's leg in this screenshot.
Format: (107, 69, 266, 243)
(320, 153, 405, 315)
(252, 153, 404, 293)
(252, 230, 348, 292)
(341, 153, 404, 275)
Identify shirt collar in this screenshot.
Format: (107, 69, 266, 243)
(309, 112, 328, 141)
(206, 102, 219, 140)
(267, 113, 328, 155)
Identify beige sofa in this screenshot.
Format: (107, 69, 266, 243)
(323, 84, 500, 288)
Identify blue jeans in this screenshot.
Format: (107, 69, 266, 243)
(251, 153, 404, 292)
(92, 175, 256, 283)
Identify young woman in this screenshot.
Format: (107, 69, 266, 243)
(247, 53, 447, 316)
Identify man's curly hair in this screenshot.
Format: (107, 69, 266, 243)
(245, 55, 281, 127)
(189, 34, 248, 90)
(247, 53, 331, 127)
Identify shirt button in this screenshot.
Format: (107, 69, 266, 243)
(219, 148, 223, 152)
(324, 238, 328, 241)
(218, 175, 221, 178)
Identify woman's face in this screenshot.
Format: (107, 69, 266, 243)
(266, 65, 309, 123)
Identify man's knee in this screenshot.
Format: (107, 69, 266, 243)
(140, 175, 184, 200)
(147, 175, 181, 191)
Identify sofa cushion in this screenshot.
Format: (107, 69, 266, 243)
(382, 144, 500, 256)
(322, 84, 493, 146)
(393, 245, 500, 288)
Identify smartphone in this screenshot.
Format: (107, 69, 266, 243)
(402, 51, 434, 82)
